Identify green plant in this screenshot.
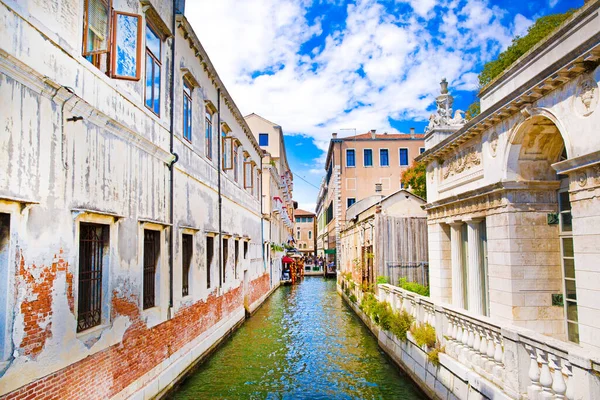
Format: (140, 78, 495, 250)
(479, 9, 576, 88)
(372, 301, 393, 331)
(361, 293, 378, 317)
(398, 278, 430, 297)
(349, 294, 357, 303)
(361, 282, 375, 293)
(465, 100, 480, 121)
(376, 276, 390, 285)
(411, 323, 436, 349)
(342, 272, 352, 282)
(427, 346, 445, 367)
(389, 310, 414, 341)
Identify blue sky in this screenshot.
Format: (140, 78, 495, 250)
(186, 0, 580, 211)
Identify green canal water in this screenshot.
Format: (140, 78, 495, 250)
(170, 277, 426, 399)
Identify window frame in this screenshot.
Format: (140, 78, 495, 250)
(206, 235, 215, 288)
(259, 133, 269, 146)
(182, 80, 193, 142)
(363, 148, 373, 167)
(399, 148, 409, 166)
(419, 147, 425, 155)
(82, 0, 112, 72)
(110, 11, 142, 81)
(181, 233, 193, 297)
(144, 22, 162, 116)
(346, 148, 356, 168)
(347, 197, 356, 208)
(205, 108, 213, 160)
(244, 158, 254, 190)
(142, 228, 161, 310)
(233, 142, 240, 182)
(379, 148, 390, 167)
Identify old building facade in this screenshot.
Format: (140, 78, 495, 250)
(245, 113, 295, 286)
(294, 209, 316, 256)
(0, 0, 277, 398)
(339, 190, 427, 290)
(316, 131, 425, 269)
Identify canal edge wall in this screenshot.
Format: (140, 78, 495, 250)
(339, 286, 496, 400)
(123, 280, 281, 400)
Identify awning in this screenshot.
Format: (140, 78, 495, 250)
(282, 256, 294, 264)
(324, 248, 336, 254)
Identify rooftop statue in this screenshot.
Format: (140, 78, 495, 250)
(425, 78, 466, 133)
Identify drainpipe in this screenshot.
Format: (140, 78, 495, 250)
(217, 88, 222, 288)
(168, 0, 179, 313)
(260, 156, 265, 273)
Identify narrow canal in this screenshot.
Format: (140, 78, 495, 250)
(170, 277, 426, 399)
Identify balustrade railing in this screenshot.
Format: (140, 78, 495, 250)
(352, 283, 600, 400)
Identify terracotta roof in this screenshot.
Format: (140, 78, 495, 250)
(347, 132, 425, 140)
(294, 209, 315, 217)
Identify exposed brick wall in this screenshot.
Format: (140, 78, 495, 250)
(2, 285, 245, 400)
(16, 250, 73, 359)
(248, 273, 271, 306)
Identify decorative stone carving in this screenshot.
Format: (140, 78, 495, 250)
(489, 131, 499, 157)
(576, 171, 588, 188)
(441, 146, 482, 180)
(573, 75, 598, 117)
(425, 78, 466, 132)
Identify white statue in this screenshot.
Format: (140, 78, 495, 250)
(425, 78, 466, 132)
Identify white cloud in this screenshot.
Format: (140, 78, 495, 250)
(186, 0, 521, 208)
(549, 0, 559, 8)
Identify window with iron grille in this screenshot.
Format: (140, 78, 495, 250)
(77, 223, 109, 332)
(182, 234, 193, 297)
(143, 229, 160, 309)
(243, 241, 248, 259)
(206, 236, 214, 288)
(222, 238, 229, 282)
(234, 240, 239, 279)
(0, 213, 11, 359)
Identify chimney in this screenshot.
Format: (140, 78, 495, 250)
(383, 132, 388, 135)
(370, 129, 376, 139)
(332, 132, 338, 139)
(410, 127, 415, 139)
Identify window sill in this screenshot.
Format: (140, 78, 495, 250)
(76, 322, 110, 341)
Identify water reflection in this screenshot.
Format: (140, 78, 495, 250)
(171, 277, 425, 399)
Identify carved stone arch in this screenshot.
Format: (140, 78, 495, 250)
(502, 107, 571, 181)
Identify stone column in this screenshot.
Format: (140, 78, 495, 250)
(450, 222, 465, 309)
(466, 219, 484, 315)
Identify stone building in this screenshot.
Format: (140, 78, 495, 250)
(315, 130, 425, 269)
(245, 113, 295, 285)
(419, 0, 600, 352)
(294, 209, 316, 256)
(339, 189, 427, 289)
(0, 0, 277, 398)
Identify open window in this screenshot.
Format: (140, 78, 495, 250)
(222, 136, 234, 171)
(111, 11, 142, 80)
(83, 0, 112, 72)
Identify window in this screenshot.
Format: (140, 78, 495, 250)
(222, 238, 228, 282)
(78, 223, 109, 332)
(234, 240, 239, 278)
(297, 230, 301, 240)
(295, 217, 301, 223)
(222, 130, 231, 172)
(399, 148, 409, 166)
(144, 24, 161, 115)
(380, 149, 389, 167)
(243, 241, 249, 259)
(181, 234, 193, 297)
(82, 0, 111, 71)
(326, 202, 333, 224)
(205, 108, 213, 159)
(326, 160, 333, 184)
(347, 198, 356, 208)
(364, 149, 373, 167)
(259, 133, 269, 146)
(244, 157, 254, 190)
(346, 149, 356, 167)
(206, 236, 214, 288)
(308, 231, 312, 240)
(233, 143, 239, 182)
(183, 81, 192, 142)
(143, 230, 160, 310)
(111, 12, 142, 79)
(420, 147, 425, 154)
(0, 213, 10, 360)
(559, 190, 578, 343)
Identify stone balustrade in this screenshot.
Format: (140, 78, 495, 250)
(375, 283, 600, 400)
